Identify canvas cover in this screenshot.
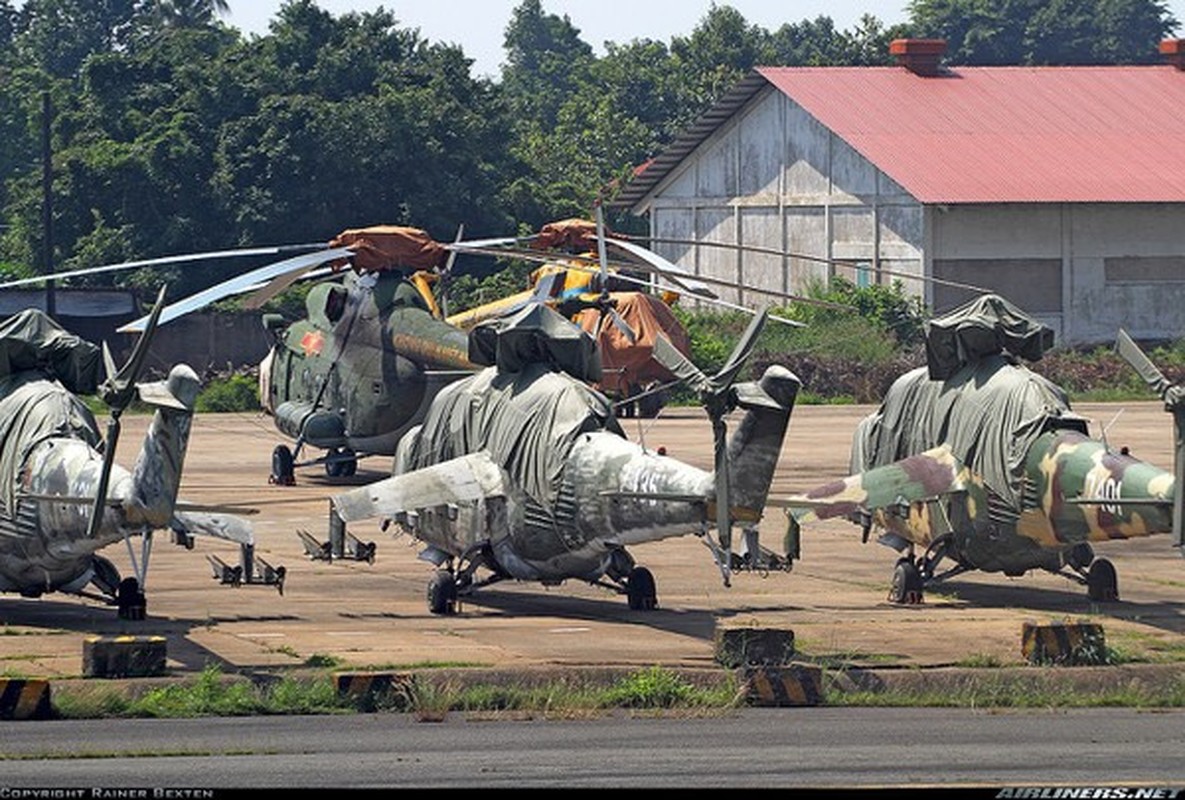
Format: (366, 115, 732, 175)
(0, 309, 106, 513)
(573, 291, 691, 394)
(403, 363, 623, 511)
(328, 225, 448, 272)
(468, 302, 602, 383)
(0, 308, 103, 394)
(924, 293, 1054, 380)
(852, 295, 1085, 510)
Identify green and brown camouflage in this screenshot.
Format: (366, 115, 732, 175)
(778, 294, 1176, 603)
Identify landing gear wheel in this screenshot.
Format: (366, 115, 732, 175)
(889, 558, 924, 605)
(269, 444, 295, 486)
(626, 566, 658, 611)
(427, 570, 458, 615)
(1087, 558, 1119, 602)
(116, 577, 146, 621)
(325, 447, 357, 478)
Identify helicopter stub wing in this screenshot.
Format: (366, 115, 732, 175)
(118, 247, 354, 333)
(331, 451, 509, 524)
(771, 444, 967, 522)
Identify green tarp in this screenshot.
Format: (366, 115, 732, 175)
(851, 294, 1087, 510)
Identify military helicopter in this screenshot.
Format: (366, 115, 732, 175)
(0, 287, 283, 620)
(109, 217, 732, 488)
(443, 215, 701, 419)
(323, 293, 802, 614)
(778, 292, 1184, 606)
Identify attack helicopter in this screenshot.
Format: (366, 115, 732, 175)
(0, 287, 282, 620)
(778, 293, 1185, 606)
(324, 296, 802, 614)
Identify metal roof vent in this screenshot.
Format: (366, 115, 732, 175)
(889, 38, 948, 76)
(1161, 39, 1185, 70)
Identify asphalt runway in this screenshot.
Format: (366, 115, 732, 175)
(3, 400, 1185, 679)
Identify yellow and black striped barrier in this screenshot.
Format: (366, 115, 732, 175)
(82, 635, 168, 678)
(0, 678, 52, 720)
(334, 671, 416, 711)
(1021, 620, 1107, 666)
(742, 663, 824, 707)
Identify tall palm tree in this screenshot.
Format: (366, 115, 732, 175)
(147, 0, 230, 29)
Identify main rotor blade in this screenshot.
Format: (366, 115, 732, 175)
(102, 284, 168, 412)
(0, 244, 325, 290)
(653, 334, 711, 395)
(604, 237, 718, 299)
(119, 247, 353, 332)
(1116, 328, 1172, 398)
(710, 308, 770, 393)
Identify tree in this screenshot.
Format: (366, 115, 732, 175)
(11, 0, 139, 77)
(142, 0, 230, 30)
(907, 0, 1178, 64)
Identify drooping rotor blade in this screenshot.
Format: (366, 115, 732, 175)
(0, 244, 325, 290)
(604, 237, 717, 299)
(119, 247, 353, 333)
(1116, 328, 1172, 397)
(102, 284, 168, 412)
(710, 308, 770, 394)
(652, 334, 711, 394)
(87, 284, 169, 543)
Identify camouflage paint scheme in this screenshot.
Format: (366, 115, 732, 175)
(263, 270, 475, 461)
(796, 429, 1175, 577)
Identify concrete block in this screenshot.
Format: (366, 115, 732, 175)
(714, 625, 795, 667)
(83, 635, 168, 678)
(0, 679, 52, 720)
(742, 663, 824, 707)
(1021, 620, 1107, 666)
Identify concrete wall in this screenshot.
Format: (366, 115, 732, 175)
(931, 203, 1185, 345)
(113, 311, 272, 378)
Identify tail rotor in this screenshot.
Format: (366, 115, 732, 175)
(651, 308, 771, 584)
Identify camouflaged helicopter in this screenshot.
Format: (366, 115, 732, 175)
(779, 293, 1184, 606)
(0, 287, 282, 620)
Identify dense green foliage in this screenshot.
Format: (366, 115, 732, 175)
(1, 0, 1177, 302)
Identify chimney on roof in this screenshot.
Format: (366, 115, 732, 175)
(890, 38, 947, 76)
(1161, 39, 1185, 70)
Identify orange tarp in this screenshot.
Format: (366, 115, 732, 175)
(328, 225, 448, 272)
(573, 291, 691, 394)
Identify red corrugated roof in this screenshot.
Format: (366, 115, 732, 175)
(756, 65, 1185, 204)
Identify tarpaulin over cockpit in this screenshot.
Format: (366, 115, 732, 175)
(851, 294, 1087, 510)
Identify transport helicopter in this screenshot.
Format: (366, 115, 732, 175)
(778, 293, 1185, 605)
(0, 287, 282, 620)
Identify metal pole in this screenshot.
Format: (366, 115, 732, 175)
(41, 91, 55, 318)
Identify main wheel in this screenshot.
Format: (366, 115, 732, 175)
(270, 444, 295, 485)
(427, 570, 458, 615)
(888, 558, 924, 605)
(116, 577, 147, 621)
(626, 566, 658, 611)
(1087, 558, 1119, 602)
